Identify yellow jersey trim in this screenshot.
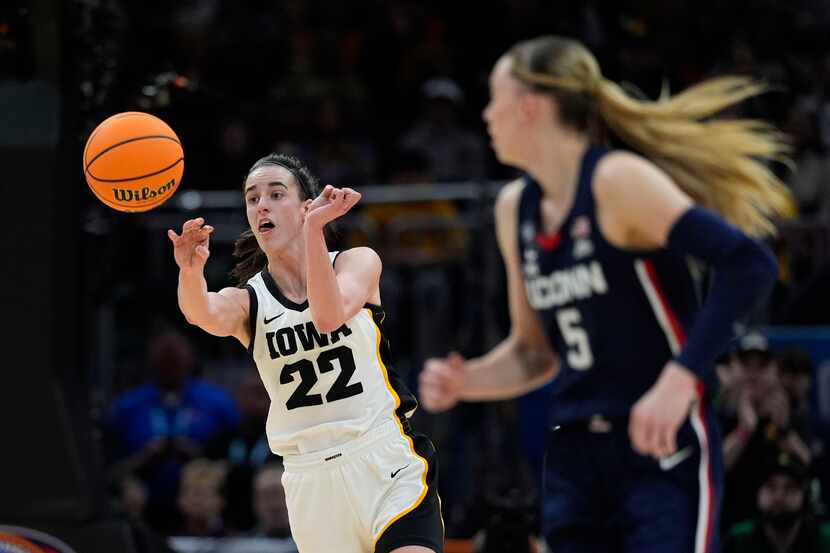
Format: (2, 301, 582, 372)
(368, 308, 431, 545)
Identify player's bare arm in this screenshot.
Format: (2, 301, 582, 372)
(169, 217, 250, 345)
(464, 178, 559, 389)
(303, 186, 377, 333)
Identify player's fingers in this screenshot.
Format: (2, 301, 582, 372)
(646, 420, 669, 458)
(420, 368, 449, 388)
(196, 245, 210, 260)
(421, 386, 452, 412)
(419, 381, 442, 402)
(660, 422, 678, 457)
(182, 221, 200, 235)
(189, 218, 207, 232)
(629, 410, 650, 455)
(322, 185, 334, 198)
(167, 229, 179, 242)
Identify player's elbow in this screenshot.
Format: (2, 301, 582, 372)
(315, 320, 341, 334)
(311, 312, 345, 334)
(513, 335, 557, 381)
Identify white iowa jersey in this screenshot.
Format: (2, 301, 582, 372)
(245, 253, 418, 457)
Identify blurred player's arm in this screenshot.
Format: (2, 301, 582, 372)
(461, 179, 559, 399)
(169, 218, 250, 345)
(419, 180, 558, 412)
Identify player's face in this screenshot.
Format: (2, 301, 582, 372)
(483, 56, 529, 165)
(244, 166, 309, 252)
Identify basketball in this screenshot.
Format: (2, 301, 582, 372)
(83, 112, 184, 212)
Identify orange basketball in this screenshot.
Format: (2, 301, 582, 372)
(83, 111, 184, 212)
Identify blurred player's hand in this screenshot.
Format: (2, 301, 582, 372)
(629, 361, 698, 459)
(168, 217, 214, 272)
(419, 352, 466, 413)
(305, 185, 361, 229)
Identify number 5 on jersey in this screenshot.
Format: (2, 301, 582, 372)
(280, 345, 364, 410)
(556, 308, 594, 370)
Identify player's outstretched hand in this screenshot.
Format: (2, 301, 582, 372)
(168, 217, 214, 272)
(629, 361, 698, 460)
(419, 352, 466, 413)
(305, 185, 361, 229)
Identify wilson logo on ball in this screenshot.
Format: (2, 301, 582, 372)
(83, 112, 184, 213)
(113, 178, 176, 203)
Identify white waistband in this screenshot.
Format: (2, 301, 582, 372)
(281, 419, 401, 472)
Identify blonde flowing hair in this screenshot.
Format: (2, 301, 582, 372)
(509, 35, 795, 237)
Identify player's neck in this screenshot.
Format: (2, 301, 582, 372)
(525, 130, 589, 203)
(266, 240, 308, 304)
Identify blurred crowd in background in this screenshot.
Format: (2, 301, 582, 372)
(5, 0, 830, 550)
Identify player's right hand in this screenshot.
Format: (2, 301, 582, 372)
(419, 352, 466, 413)
(168, 217, 214, 271)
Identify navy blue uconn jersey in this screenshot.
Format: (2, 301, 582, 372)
(518, 145, 711, 425)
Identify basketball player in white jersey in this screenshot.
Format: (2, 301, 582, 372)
(168, 153, 443, 553)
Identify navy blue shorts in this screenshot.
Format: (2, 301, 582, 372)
(542, 403, 724, 553)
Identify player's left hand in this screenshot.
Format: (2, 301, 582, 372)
(629, 361, 699, 459)
(305, 185, 361, 229)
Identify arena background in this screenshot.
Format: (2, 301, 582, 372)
(2, 0, 830, 552)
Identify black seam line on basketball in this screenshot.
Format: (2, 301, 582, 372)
(87, 157, 183, 183)
(84, 134, 182, 170)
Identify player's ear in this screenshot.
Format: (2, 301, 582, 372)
(302, 198, 312, 214)
(517, 92, 536, 123)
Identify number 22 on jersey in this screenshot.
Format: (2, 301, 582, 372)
(280, 345, 365, 410)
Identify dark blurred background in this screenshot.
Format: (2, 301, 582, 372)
(3, 1, 830, 552)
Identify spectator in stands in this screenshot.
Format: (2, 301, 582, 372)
(782, 99, 830, 219)
(400, 77, 486, 181)
(721, 334, 812, 531)
(109, 473, 177, 553)
(116, 474, 149, 522)
(176, 459, 228, 537)
(724, 451, 830, 553)
(204, 373, 275, 532)
(104, 331, 240, 533)
(250, 463, 296, 549)
(779, 348, 816, 427)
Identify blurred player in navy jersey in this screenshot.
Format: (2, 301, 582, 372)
(420, 35, 793, 553)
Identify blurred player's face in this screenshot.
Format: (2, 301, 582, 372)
(244, 166, 309, 254)
(483, 56, 530, 165)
